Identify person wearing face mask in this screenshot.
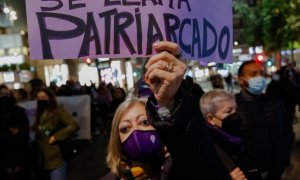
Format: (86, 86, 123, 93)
(266, 69, 298, 169)
(0, 85, 30, 180)
(234, 60, 290, 180)
(102, 98, 171, 180)
(32, 87, 78, 180)
(200, 89, 246, 180)
(102, 41, 231, 180)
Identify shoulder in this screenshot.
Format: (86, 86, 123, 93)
(57, 105, 66, 111)
(14, 105, 26, 112)
(12, 105, 28, 118)
(263, 94, 285, 110)
(263, 94, 281, 104)
(55, 105, 71, 114)
(234, 93, 243, 103)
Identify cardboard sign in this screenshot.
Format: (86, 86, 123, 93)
(26, 0, 233, 63)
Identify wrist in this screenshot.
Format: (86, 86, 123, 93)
(156, 99, 175, 121)
(158, 99, 175, 110)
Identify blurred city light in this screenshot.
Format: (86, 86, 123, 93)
(208, 62, 216, 67)
(85, 58, 91, 64)
(249, 46, 263, 54)
(257, 55, 264, 61)
(20, 30, 25, 35)
(3, 7, 10, 14)
(10, 10, 16, 16)
(267, 61, 272, 66)
(97, 58, 110, 62)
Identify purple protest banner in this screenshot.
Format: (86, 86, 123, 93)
(25, 0, 232, 63)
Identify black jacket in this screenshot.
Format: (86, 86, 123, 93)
(235, 92, 290, 179)
(207, 124, 243, 166)
(146, 89, 231, 180)
(0, 104, 29, 168)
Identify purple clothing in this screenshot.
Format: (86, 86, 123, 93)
(207, 123, 243, 164)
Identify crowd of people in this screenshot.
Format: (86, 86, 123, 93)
(0, 78, 128, 179)
(1, 41, 300, 180)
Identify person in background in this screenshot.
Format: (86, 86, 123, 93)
(210, 73, 224, 89)
(235, 60, 291, 179)
(0, 84, 30, 180)
(97, 83, 113, 132)
(110, 87, 126, 113)
(17, 88, 29, 102)
(266, 66, 299, 171)
(200, 89, 246, 180)
(225, 72, 234, 93)
(134, 65, 153, 98)
(32, 87, 79, 180)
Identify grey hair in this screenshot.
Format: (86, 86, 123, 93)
(199, 89, 235, 118)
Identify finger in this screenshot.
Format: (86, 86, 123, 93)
(230, 168, 237, 173)
(145, 62, 185, 84)
(241, 175, 247, 180)
(230, 168, 240, 179)
(236, 171, 243, 177)
(232, 167, 240, 173)
(153, 41, 181, 55)
(146, 68, 177, 96)
(237, 175, 246, 180)
(145, 52, 186, 74)
(147, 68, 176, 85)
(235, 172, 246, 180)
(144, 60, 169, 78)
(145, 51, 177, 69)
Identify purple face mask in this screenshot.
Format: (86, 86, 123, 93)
(121, 130, 163, 162)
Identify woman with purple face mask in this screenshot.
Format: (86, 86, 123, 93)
(102, 98, 171, 180)
(102, 41, 231, 180)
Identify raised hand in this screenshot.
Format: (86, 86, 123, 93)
(144, 41, 186, 107)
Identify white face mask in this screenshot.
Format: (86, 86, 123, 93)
(246, 76, 266, 95)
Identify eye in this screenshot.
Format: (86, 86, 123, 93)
(225, 109, 232, 114)
(140, 119, 150, 126)
(119, 126, 130, 134)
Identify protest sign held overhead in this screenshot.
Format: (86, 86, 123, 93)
(26, 0, 233, 63)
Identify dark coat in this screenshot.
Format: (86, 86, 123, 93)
(235, 92, 291, 179)
(146, 89, 231, 180)
(207, 124, 243, 166)
(0, 104, 29, 168)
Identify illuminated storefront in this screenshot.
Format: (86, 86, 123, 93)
(0, 33, 32, 89)
(44, 64, 69, 86)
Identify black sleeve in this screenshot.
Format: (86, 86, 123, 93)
(14, 107, 30, 147)
(146, 88, 231, 180)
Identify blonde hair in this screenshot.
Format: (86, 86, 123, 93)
(106, 98, 147, 174)
(200, 89, 234, 118)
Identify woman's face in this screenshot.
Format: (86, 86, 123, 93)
(214, 99, 236, 121)
(207, 99, 236, 128)
(36, 91, 49, 100)
(118, 103, 155, 143)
